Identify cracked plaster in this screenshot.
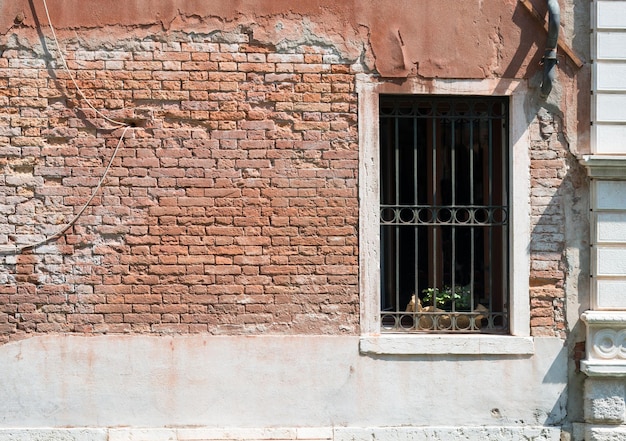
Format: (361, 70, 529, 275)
(0, 0, 568, 81)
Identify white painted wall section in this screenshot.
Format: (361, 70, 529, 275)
(597, 1, 626, 29)
(591, 181, 626, 309)
(597, 280, 626, 308)
(592, 1, 626, 153)
(597, 213, 626, 242)
(596, 63, 626, 91)
(595, 181, 626, 210)
(597, 32, 626, 59)
(0, 335, 566, 434)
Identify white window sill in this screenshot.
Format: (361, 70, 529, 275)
(359, 334, 535, 355)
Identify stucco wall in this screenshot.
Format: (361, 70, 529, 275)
(0, 0, 564, 78)
(0, 335, 567, 437)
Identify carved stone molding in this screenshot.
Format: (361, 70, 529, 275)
(580, 155, 626, 179)
(582, 311, 626, 376)
(591, 329, 626, 360)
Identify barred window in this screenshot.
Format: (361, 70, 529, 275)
(379, 96, 509, 333)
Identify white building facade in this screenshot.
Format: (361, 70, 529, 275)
(581, 1, 626, 439)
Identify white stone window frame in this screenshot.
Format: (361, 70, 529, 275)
(357, 75, 534, 355)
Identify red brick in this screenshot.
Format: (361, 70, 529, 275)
(4, 29, 569, 341)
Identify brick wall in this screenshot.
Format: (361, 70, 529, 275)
(0, 31, 360, 342)
(528, 109, 584, 338)
(0, 27, 578, 343)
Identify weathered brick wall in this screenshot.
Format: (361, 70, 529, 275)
(0, 25, 583, 343)
(529, 108, 587, 338)
(0, 31, 360, 342)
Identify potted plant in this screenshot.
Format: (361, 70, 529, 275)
(421, 285, 472, 311)
(417, 286, 487, 330)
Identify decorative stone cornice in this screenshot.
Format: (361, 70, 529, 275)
(580, 155, 626, 179)
(582, 311, 626, 326)
(581, 311, 626, 377)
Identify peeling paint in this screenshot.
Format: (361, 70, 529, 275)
(0, 0, 578, 82)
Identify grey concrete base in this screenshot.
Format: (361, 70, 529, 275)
(585, 378, 626, 425)
(0, 427, 563, 441)
(582, 376, 626, 440)
(585, 426, 626, 441)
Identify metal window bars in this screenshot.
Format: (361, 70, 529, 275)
(379, 96, 509, 333)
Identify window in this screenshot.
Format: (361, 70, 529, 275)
(379, 96, 509, 333)
(357, 76, 533, 354)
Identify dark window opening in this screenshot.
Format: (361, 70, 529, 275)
(379, 96, 509, 333)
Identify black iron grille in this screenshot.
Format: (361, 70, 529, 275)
(379, 96, 510, 333)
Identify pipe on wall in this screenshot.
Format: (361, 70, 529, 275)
(541, 0, 560, 98)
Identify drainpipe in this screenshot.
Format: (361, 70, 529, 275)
(541, 0, 560, 98)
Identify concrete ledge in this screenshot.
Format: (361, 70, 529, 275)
(0, 427, 563, 441)
(0, 428, 331, 441)
(0, 429, 107, 441)
(359, 334, 535, 355)
(109, 428, 334, 441)
(334, 426, 561, 441)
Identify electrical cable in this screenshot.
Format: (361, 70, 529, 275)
(0, 1, 133, 254)
(41, 0, 127, 128)
(1, 125, 130, 254)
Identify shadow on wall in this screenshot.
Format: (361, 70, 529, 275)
(503, 1, 545, 80)
(528, 106, 590, 427)
(542, 342, 569, 426)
